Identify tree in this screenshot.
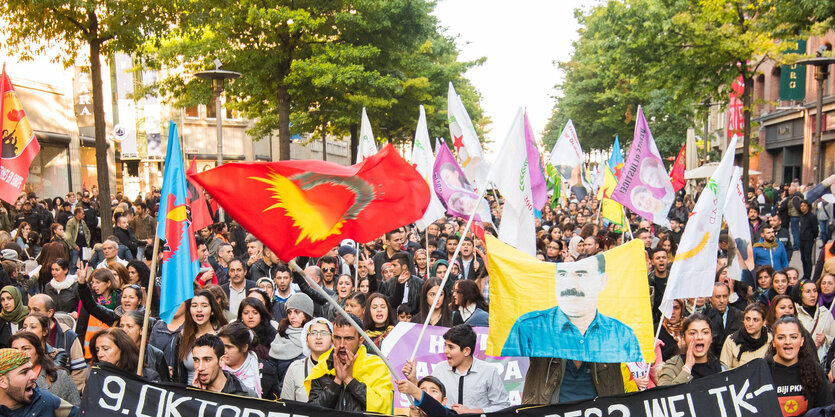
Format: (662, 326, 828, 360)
(0, 0, 188, 238)
(149, 0, 488, 163)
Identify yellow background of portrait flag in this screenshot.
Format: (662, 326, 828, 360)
(485, 236, 655, 362)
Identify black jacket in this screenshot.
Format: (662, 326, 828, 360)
(800, 211, 819, 242)
(308, 355, 369, 412)
(248, 259, 279, 281)
(704, 304, 744, 357)
(381, 275, 423, 315)
(114, 226, 145, 257)
(144, 344, 170, 382)
(221, 371, 257, 397)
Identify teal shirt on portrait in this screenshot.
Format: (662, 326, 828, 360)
(502, 306, 643, 362)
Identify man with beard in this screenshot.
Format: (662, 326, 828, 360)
(753, 226, 789, 271)
(769, 215, 793, 261)
(318, 256, 339, 292)
(0, 348, 78, 416)
(306, 314, 393, 413)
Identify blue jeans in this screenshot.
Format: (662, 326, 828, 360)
(790, 217, 801, 250)
(69, 249, 79, 273)
(820, 220, 830, 242)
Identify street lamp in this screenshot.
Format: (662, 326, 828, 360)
(194, 61, 240, 221)
(796, 48, 835, 183)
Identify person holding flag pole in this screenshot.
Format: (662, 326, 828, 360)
(137, 121, 200, 375)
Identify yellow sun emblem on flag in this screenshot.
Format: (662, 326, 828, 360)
(250, 170, 374, 245)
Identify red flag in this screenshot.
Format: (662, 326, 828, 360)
(191, 144, 430, 261)
(0, 66, 40, 203)
(669, 143, 686, 192)
(727, 76, 744, 139)
(186, 157, 215, 231)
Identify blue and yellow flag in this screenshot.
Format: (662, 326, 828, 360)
(486, 236, 654, 363)
(156, 122, 200, 322)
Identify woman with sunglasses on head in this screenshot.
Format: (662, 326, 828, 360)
(117, 310, 170, 382)
(280, 317, 333, 401)
(238, 297, 277, 359)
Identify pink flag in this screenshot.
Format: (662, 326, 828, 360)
(433, 141, 492, 222)
(524, 112, 547, 210)
(611, 106, 675, 228)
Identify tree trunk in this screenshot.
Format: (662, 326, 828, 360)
(89, 33, 113, 240)
(742, 74, 753, 189)
(349, 123, 358, 164)
(277, 84, 291, 161)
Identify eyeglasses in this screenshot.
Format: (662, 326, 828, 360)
(322, 267, 335, 272)
(308, 330, 331, 337)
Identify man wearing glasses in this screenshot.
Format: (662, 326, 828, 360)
(318, 256, 339, 292)
(306, 314, 393, 413)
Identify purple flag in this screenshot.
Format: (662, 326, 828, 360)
(611, 106, 675, 228)
(380, 323, 528, 413)
(524, 112, 547, 209)
(433, 141, 492, 222)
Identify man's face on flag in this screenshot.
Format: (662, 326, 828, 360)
(555, 255, 607, 319)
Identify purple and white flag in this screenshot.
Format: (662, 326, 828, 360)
(611, 106, 675, 228)
(524, 112, 547, 209)
(433, 140, 492, 222)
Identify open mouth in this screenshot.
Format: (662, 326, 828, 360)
(375, 314, 384, 321)
(693, 342, 706, 354)
(194, 314, 205, 322)
(780, 345, 795, 356)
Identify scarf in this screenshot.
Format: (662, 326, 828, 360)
(819, 291, 835, 310)
(224, 352, 262, 397)
(269, 325, 304, 360)
(0, 286, 29, 324)
(730, 327, 768, 361)
(97, 290, 120, 310)
(366, 325, 393, 346)
(662, 317, 682, 340)
(48, 274, 77, 293)
(753, 240, 777, 250)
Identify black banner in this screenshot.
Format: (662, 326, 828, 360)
(492, 359, 781, 417)
(82, 359, 781, 417)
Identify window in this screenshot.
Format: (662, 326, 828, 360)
(185, 105, 199, 118)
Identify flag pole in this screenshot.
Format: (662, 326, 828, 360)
(287, 259, 399, 377)
(410, 188, 487, 363)
(354, 244, 360, 289)
(622, 205, 633, 240)
(136, 235, 161, 376)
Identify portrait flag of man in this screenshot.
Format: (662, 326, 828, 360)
(659, 136, 738, 319)
(611, 105, 675, 228)
(191, 144, 430, 261)
(432, 140, 492, 223)
(356, 107, 377, 163)
(485, 235, 654, 363)
(0, 66, 40, 204)
(156, 122, 200, 322)
(412, 105, 446, 231)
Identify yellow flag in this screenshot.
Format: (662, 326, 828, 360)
(599, 165, 625, 226)
(485, 235, 654, 363)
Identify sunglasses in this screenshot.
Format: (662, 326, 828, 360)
(322, 267, 336, 272)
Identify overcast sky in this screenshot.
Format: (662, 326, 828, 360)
(433, 0, 598, 160)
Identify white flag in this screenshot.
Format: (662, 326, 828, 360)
(547, 120, 586, 198)
(447, 83, 488, 188)
(659, 136, 738, 318)
(487, 108, 536, 255)
(412, 106, 446, 230)
(724, 167, 754, 279)
(357, 108, 377, 163)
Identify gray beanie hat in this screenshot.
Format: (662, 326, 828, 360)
(285, 293, 314, 317)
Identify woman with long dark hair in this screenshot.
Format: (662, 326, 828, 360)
(767, 316, 833, 415)
(43, 259, 79, 316)
(658, 313, 721, 385)
(117, 310, 169, 382)
(37, 242, 66, 291)
(658, 299, 685, 362)
(793, 279, 835, 360)
(238, 297, 277, 359)
(10, 331, 80, 405)
(167, 289, 228, 384)
(363, 292, 396, 347)
(218, 321, 280, 400)
(411, 278, 453, 327)
(90, 328, 161, 380)
(450, 279, 489, 327)
(720, 303, 771, 370)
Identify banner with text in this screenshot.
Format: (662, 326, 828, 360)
(380, 322, 528, 415)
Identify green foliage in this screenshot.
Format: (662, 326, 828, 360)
(146, 0, 488, 152)
(543, 0, 806, 164)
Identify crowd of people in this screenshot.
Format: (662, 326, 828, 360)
(2, 175, 835, 416)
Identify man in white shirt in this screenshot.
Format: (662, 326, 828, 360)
(221, 258, 255, 315)
(95, 239, 128, 269)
